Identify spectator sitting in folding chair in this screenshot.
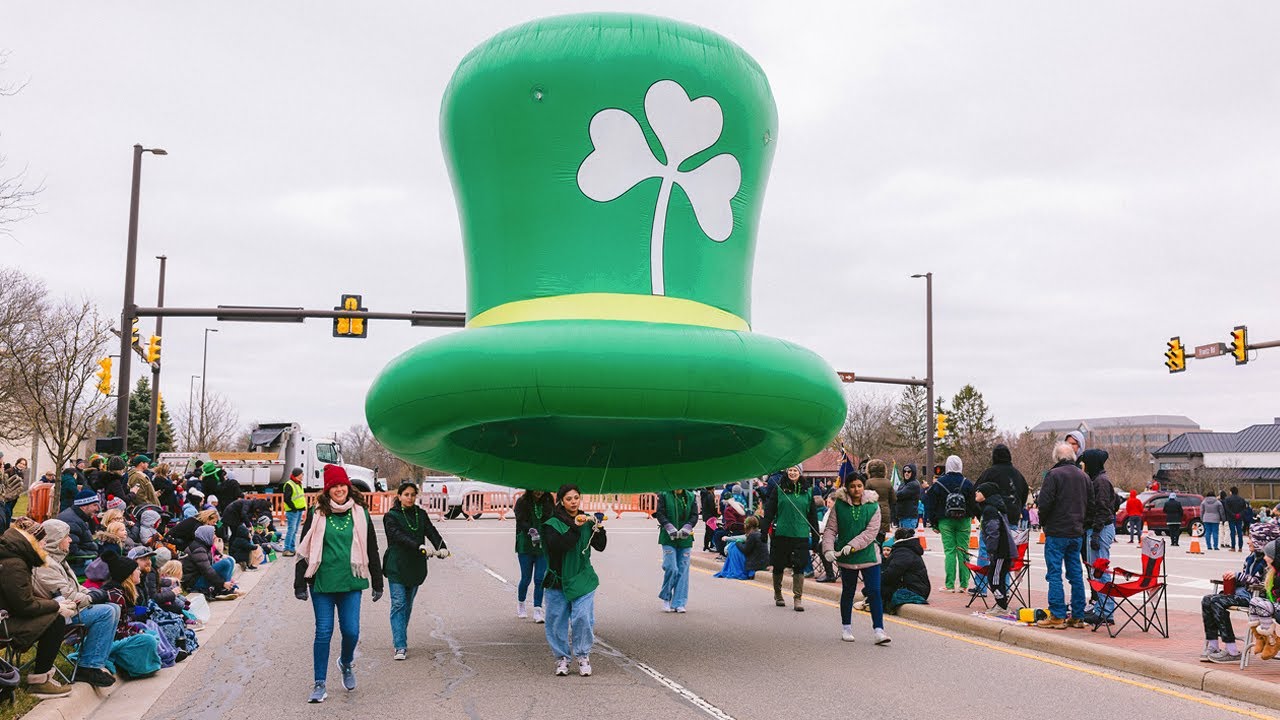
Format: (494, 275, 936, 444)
(1246, 537, 1280, 660)
(1199, 521, 1275, 664)
(970, 483, 1015, 615)
(0, 518, 78, 697)
(32, 519, 119, 687)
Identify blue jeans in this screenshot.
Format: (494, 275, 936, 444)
(1086, 524, 1116, 618)
(659, 546, 691, 609)
(1228, 520, 1244, 550)
(74, 603, 120, 670)
(388, 582, 418, 651)
(1126, 516, 1143, 542)
(1204, 522, 1220, 550)
(898, 517, 918, 531)
(840, 564, 884, 629)
(517, 553, 547, 606)
(311, 590, 361, 683)
(284, 510, 303, 552)
(192, 557, 236, 591)
(1044, 535, 1085, 620)
(544, 589, 594, 659)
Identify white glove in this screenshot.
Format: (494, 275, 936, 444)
(434, 548, 451, 559)
(664, 524, 678, 537)
(57, 600, 77, 619)
(840, 544, 856, 556)
(676, 528, 692, 540)
(823, 550, 837, 563)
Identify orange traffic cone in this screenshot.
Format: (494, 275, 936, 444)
(1038, 531, 1046, 544)
(969, 535, 979, 550)
(918, 534, 928, 551)
(1188, 540, 1203, 554)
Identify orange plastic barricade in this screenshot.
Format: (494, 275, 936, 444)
(480, 491, 517, 520)
(462, 492, 485, 520)
(606, 493, 660, 518)
(25, 482, 54, 522)
(420, 492, 448, 520)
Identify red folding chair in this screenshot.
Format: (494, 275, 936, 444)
(1089, 533, 1168, 638)
(966, 528, 1031, 610)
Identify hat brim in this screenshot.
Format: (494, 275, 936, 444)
(366, 320, 845, 493)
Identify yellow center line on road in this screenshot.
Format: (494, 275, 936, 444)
(690, 566, 1273, 720)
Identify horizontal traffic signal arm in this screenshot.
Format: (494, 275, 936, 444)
(133, 306, 465, 327)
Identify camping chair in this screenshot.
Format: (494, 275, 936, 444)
(965, 528, 1031, 611)
(1088, 533, 1168, 638)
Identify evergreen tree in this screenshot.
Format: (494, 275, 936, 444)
(126, 377, 175, 454)
(891, 384, 929, 452)
(949, 384, 997, 473)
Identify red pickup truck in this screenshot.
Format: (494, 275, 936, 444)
(1114, 491, 1204, 538)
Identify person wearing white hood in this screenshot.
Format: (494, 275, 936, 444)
(925, 455, 975, 593)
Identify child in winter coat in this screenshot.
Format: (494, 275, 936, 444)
(880, 528, 931, 613)
(976, 482, 1016, 613)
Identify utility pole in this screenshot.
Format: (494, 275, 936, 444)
(911, 273, 935, 475)
(147, 255, 167, 455)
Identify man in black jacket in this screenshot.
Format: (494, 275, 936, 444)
(976, 445, 1029, 527)
(1164, 493, 1185, 547)
(1036, 443, 1089, 629)
(56, 490, 100, 575)
(1080, 449, 1117, 622)
(1223, 487, 1249, 552)
(895, 465, 922, 530)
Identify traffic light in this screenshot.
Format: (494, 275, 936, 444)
(145, 335, 162, 364)
(1230, 326, 1248, 365)
(1165, 337, 1186, 373)
(95, 357, 112, 395)
(333, 294, 367, 338)
(936, 412, 948, 439)
(129, 318, 140, 347)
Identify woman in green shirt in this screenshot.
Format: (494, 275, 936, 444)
(764, 465, 819, 611)
(542, 484, 607, 677)
(293, 465, 383, 704)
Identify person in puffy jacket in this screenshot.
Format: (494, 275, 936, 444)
(1201, 493, 1225, 551)
(895, 464, 922, 530)
(56, 490, 101, 574)
(821, 476, 889, 645)
(863, 460, 896, 544)
(181, 525, 237, 598)
(1036, 443, 1089, 629)
(881, 527, 930, 613)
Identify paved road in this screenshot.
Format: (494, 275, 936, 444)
(116, 516, 1273, 720)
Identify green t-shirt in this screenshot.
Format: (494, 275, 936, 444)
(312, 513, 370, 594)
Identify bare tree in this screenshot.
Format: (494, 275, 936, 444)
(0, 51, 40, 236)
(832, 391, 897, 461)
(174, 391, 242, 452)
(2, 297, 112, 471)
(338, 423, 420, 482)
(0, 266, 49, 440)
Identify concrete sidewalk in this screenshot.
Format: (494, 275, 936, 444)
(22, 559, 275, 720)
(690, 552, 1280, 712)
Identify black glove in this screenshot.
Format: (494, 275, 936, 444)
(295, 587, 308, 601)
(1090, 535, 1101, 552)
(371, 589, 383, 603)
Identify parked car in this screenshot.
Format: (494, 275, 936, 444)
(1115, 491, 1204, 537)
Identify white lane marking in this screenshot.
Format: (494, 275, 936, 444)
(474, 562, 736, 719)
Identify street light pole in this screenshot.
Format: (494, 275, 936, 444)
(147, 255, 167, 455)
(912, 272, 935, 476)
(200, 328, 217, 449)
(188, 375, 200, 451)
(115, 144, 167, 452)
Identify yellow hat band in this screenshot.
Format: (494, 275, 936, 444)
(467, 293, 750, 332)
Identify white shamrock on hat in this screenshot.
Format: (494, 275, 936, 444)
(577, 79, 742, 296)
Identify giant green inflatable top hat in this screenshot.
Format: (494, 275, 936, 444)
(365, 13, 846, 493)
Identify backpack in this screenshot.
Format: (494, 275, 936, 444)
(943, 481, 968, 519)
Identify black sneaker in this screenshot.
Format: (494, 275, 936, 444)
(75, 666, 116, 688)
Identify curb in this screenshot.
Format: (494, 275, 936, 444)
(689, 554, 1280, 712)
(21, 561, 273, 720)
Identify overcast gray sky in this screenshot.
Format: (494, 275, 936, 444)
(3, 2, 1277, 444)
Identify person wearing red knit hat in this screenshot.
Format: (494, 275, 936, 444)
(293, 465, 383, 704)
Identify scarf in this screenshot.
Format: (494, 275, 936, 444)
(297, 499, 370, 581)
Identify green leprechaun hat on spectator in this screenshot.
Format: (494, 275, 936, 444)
(366, 13, 846, 493)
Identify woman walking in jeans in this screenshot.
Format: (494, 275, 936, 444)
(514, 489, 555, 622)
(383, 481, 448, 661)
(822, 475, 891, 645)
(542, 484, 607, 677)
(294, 465, 383, 704)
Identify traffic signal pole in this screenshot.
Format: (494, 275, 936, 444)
(923, 272, 935, 480)
(147, 255, 167, 455)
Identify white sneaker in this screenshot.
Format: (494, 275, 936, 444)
(662, 600, 673, 613)
(577, 656, 592, 676)
(393, 648, 407, 661)
(517, 601, 528, 619)
(675, 606, 687, 614)
(533, 606, 545, 623)
(841, 626, 855, 642)
(554, 657, 570, 676)
(874, 628, 892, 645)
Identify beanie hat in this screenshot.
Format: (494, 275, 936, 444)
(200, 461, 219, 478)
(1265, 540, 1277, 563)
(84, 558, 110, 583)
(74, 489, 99, 507)
(12, 517, 45, 542)
(290, 467, 304, 478)
(154, 546, 172, 565)
(106, 554, 139, 583)
(130, 454, 151, 467)
(41, 519, 70, 547)
(255, 515, 273, 527)
(945, 455, 963, 474)
(975, 482, 999, 500)
(323, 464, 351, 492)
(106, 496, 126, 512)
(107, 456, 126, 473)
